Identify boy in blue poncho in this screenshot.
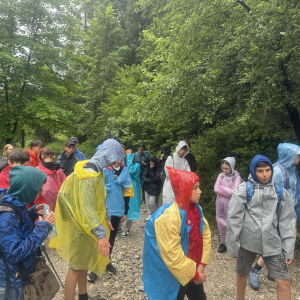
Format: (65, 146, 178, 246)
(249, 143, 300, 290)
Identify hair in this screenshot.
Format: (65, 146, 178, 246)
(138, 143, 145, 150)
(42, 147, 55, 159)
(3, 144, 13, 160)
(9, 148, 30, 165)
(221, 160, 230, 166)
(184, 139, 191, 148)
(29, 140, 44, 149)
(256, 161, 271, 168)
(121, 144, 126, 150)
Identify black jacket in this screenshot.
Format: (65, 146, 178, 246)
(184, 152, 197, 172)
(142, 168, 161, 196)
(56, 150, 78, 177)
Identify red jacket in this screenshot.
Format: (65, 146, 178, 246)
(25, 149, 41, 167)
(0, 166, 12, 189)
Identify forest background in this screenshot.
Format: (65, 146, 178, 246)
(1, 0, 300, 219)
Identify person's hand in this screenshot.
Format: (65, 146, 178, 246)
(160, 154, 164, 159)
(193, 273, 207, 285)
(107, 220, 114, 231)
(40, 212, 55, 225)
(98, 237, 111, 257)
(35, 203, 45, 216)
(120, 215, 127, 223)
(285, 259, 293, 265)
(197, 264, 205, 274)
(231, 186, 235, 190)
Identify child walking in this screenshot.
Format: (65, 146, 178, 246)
(226, 155, 297, 300)
(214, 157, 243, 253)
(143, 167, 211, 300)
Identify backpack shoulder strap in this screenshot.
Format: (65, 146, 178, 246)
(274, 183, 283, 211)
(246, 181, 254, 203)
(0, 203, 21, 222)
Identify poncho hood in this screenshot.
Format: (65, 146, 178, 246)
(89, 139, 123, 172)
(276, 143, 300, 170)
(222, 157, 236, 177)
(7, 165, 47, 205)
(175, 141, 189, 158)
(167, 167, 200, 211)
(250, 154, 273, 184)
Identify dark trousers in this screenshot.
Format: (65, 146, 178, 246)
(109, 215, 121, 255)
(177, 282, 206, 300)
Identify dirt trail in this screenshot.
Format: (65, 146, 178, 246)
(50, 205, 300, 300)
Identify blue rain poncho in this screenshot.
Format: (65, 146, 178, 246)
(273, 143, 300, 219)
(126, 154, 141, 221)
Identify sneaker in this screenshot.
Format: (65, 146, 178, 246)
(106, 262, 116, 274)
(217, 243, 227, 253)
(267, 273, 275, 282)
(122, 229, 130, 236)
(249, 268, 261, 290)
(87, 271, 97, 283)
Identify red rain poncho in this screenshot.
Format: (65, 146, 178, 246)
(0, 166, 12, 189)
(36, 164, 66, 211)
(25, 149, 41, 167)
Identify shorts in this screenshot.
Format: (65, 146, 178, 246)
(235, 247, 290, 280)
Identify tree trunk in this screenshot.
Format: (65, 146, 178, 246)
(284, 103, 300, 143)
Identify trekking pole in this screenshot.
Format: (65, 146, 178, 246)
(40, 244, 65, 288)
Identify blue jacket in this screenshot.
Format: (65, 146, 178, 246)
(73, 148, 87, 161)
(0, 195, 51, 288)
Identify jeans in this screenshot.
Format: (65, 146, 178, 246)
(0, 286, 24, 300)
(145, 191, 158, 216)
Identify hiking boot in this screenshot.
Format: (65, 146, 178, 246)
(122, 229, 130, 236)
(267, 273, 275, 282)
(106, 263, 116, 274)
(87, 271, 97, 283)
(217, 243, 227, 253)
(249, 268, 261, 290)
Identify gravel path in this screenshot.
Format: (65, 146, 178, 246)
(48, 205, 300, 300)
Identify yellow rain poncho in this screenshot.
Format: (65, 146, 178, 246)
(49, 160, 110, 274)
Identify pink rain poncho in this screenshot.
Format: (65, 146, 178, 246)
(214, 157, 243, 245)
(36, 164, 66, 211)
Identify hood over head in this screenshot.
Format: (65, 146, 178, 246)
(250, 154, 273, 184)
(276, 143, 300, 170)
(222, 157, 236, 176)
(175, 140, 190, 157)
(7, 165, 47, 205)
(167, 166, 200, 211)
(89, 139, 123, 172)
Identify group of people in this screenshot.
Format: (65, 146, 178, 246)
(0, 137, 298, 300)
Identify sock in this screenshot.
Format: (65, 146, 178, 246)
(253, 263, 262, 271)
(79, 293, 88, 300)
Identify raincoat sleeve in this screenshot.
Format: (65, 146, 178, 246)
(278, 189, 297, 259)
(120, 167, 131, 189)
(273, 167, 285, 187)
(201, 216, 211, 265)
(214, 174, 236, 198)
(226, 183, 247, 257)
(0, 214, 51, 264)
(164, 157, 174, 179)
(154, 206, 196, 286)
(56, 155, 63, 166)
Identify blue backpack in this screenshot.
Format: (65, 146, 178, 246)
(246, 181, 283, 211)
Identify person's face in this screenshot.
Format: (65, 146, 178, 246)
(149, 161, 155, 168)
(255, 165, 272, 184)
(113, 161, 122, 168)
(65, 145, 75, 156)
(32, 145, 43, 156)
(295, 155, 300, 165)
(177, 148, 186, 157)
(191, 181, 202, 203)
(222, 164, 232, 175)
(126, 149, 133, 154)
(138, 147, 144, 154)
(5, 146, 13, 156)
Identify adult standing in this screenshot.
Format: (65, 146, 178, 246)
(184, 140, 197, 172)
(3, 144, 13, 160)
(134, 143, 149, 203)
(69, 137, 87, 161)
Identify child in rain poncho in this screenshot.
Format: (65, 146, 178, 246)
(143, 167, 211, 300)
(214, 157, 243, 253)
(162, 141, 191, 205)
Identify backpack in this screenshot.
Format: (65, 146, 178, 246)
(246, 181, 283, 211)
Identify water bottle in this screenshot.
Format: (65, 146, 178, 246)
(43, 205, 57, 238)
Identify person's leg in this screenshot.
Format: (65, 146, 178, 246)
(176, 284, 187, 300)
(109, 215, 121, 254)
(275, 279, 291, 300)
(65, 268, 84, 300)
(78, 270, 88, 295)
(148, 195, 158, 215)
(126, 220, 133, 230)
(185, 281, 207, 300)
(215, 198, 227, 252)
(236, 274, 248, 300)
(145, 191, 152, 217)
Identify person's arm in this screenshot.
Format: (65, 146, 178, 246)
(273, 167, 285, 187)
(214, 175, 236, 198)
(28, 205, 40, 222)
(201, 216, 211, 266)
(278, 189, 297, 259)
(56, 155, 63, 166)
(0, 214, 51, 265)
(154, 205, 196, 286)
(225, 183, 247, 257)
(183, 159, 191, 172)
(142, 169, 152, 183)
(189, 154, 197, 172)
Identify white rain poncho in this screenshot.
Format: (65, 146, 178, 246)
(162, 141, 191, 205)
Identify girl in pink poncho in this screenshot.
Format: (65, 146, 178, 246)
(214, 157, 243, 253)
